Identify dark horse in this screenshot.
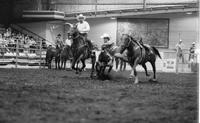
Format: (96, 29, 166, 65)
(45, 45, 62, 69)
(66, 23, 96, 78)
(60, 45, 73, 69)
(96, 49, 113, 79)
(102, 43, 126, 71)
(118, 34, 161, 84)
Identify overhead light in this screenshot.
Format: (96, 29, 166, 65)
(186, 12, 192, 15)
(110, 17, 116, 20)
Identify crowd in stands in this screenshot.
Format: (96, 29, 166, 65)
(0, 27, 47, 54)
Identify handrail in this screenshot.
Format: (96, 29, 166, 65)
(10, 24, 55, 46)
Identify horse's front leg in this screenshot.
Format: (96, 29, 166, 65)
(71, 58, 76, 70)
(75, 61, 79, 74)
(130, 58, 140, 84)
(58, 58, 61, 69)
(80, 59, 86, 71)
(60, 59, 63, 70)
(64, 59, 66, 70)
(108, 65, 113, 73)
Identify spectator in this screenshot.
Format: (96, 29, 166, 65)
(55, 34, 64, 48)
(0, 34, 3, 44)
(189, 42, 196, 63)
(42, 39, 47, 49)
(65, 34, 72, 46)
(175, 39, 185, 63)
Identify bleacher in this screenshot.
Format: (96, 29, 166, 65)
(0, 25, 48, 68)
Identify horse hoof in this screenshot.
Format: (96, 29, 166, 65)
(149, 78, 157, 82)
(134, 80, 139, 84)
(129, 75, 134, 79)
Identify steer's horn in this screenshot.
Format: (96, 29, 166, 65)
(64, 22, 73, 27)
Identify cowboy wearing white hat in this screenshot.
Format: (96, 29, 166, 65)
(76, 14, 90, 35)
(101, 33, 114, 50)
(76, 14, 91, 46)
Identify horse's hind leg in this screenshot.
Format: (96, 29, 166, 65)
(64, 59, 66, 70)
(108, 66, 113, 73)
(60, 59, 63, 69)
(120, 60, 123, 71)
(123, 62, 126, 71)
(142, 63, 150, 77)
(90, 53, 96, 78)
(115, 58, 119, 70)
(150, 61, 157, 82)
(133, 68, 139, 84)
(55, 59, 57, 69)
(58, 59, 61, 69)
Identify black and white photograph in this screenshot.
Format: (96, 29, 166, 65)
(0, 0, 199, 123)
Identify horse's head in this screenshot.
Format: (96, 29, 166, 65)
(65, 23, 79, 40)
(120, 34, 133, 53)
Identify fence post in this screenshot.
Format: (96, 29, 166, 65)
(39, 39, 42, 69)
(176, 53, 179, 74)
(15, 39, 19, 68)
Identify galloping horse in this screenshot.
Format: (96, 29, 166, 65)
(118, 34, 161, 84)
(65, 23, 96, 77)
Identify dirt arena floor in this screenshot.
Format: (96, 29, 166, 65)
(0, 68, 197, 123)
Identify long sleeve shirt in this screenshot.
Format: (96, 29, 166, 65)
(77, 21, 90, 34)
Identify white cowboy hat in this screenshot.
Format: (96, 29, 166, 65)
(76, 14, 86, 21)
(100, 33, 110, 39)
(179, 39, 182, 42)
(192, 42, 195, 44)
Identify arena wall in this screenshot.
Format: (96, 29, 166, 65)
(17, 12, 198, 50)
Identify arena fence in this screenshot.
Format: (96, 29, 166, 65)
(0, 39, 47, 69)
(0, 42, 198, 73)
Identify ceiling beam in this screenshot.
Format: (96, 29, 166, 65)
(49, 2, 198, 6)
(64, 7, 198, 20)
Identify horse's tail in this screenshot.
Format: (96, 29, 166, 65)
(152, 46, 162, 59)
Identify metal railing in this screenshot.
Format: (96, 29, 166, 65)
(10, 24, 55, 46)
(0, 42, 47, 68)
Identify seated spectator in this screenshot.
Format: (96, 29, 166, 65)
(0, 34, 3, 44)
(42, 39, 47, 49)
(4, 27, 11, 38)
(29, 37, 37, 53)
(29, 36, 36, 46)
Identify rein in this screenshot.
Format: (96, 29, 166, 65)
(71, 33, 80, 40)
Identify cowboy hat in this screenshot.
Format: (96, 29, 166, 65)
(100, 33, 110, 39)
(76, 14, 86, 21)
(192, 42, 195, 45)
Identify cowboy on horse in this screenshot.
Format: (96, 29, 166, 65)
(64, 14, 96, 77)
(55, 34, 64, 49)
(76, 14, 91, 46)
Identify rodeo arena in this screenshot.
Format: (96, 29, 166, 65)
(0, 0, 199, 123)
